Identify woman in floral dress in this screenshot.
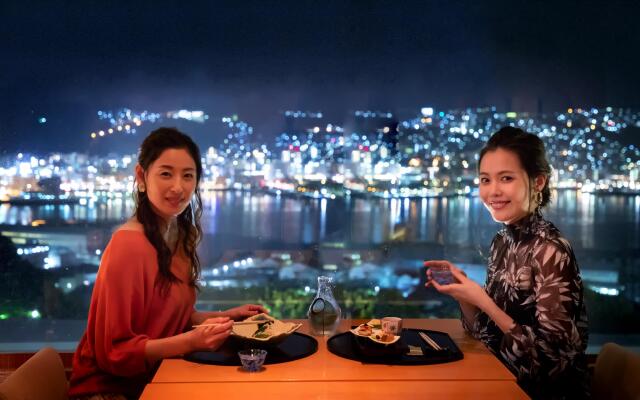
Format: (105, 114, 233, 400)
(425, 127, 589, 399)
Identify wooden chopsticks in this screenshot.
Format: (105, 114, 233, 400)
(418, 331, 443, 351)
(192, 321, 266, 328)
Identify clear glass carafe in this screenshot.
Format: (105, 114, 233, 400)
(307, 275, 341, 336)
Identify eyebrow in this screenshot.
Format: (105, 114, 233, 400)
(479, 170, 516, 175)
(157, 164, 196, 171)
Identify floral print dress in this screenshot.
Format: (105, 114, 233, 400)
(462, 211, 590, 399)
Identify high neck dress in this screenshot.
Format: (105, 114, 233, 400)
(462, 210, 590, 399)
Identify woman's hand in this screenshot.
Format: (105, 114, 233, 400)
(424, 260, 466, 285)
(424, 260, 515, 333)
(424, 260, 485, 307)
(188, 317, 233, 352)
(223, 304, 268, 321)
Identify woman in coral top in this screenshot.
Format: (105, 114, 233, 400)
(69, 128, 266, 400)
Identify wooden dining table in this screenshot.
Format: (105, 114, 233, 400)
(141, 318, 530, 399)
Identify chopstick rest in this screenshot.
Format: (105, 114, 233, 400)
(407, 345, 424, 356)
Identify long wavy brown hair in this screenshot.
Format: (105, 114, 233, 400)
(134, 127, 203, 295)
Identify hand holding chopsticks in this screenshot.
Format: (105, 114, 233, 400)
(192, 321, 264, 328)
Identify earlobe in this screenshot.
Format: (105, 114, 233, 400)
(135, 164, 145, 186)
(535, 175, 546, 192)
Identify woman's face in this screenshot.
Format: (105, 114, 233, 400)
(478, 148, 542, 225)
(136, 148, 197, 222)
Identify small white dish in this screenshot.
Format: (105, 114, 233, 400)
(349, 326, 400, 345)
(367, 329, 401, 345)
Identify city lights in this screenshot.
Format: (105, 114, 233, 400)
(1, 105, 639, 209)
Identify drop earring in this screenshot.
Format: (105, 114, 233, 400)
(139, 183, 146, 193)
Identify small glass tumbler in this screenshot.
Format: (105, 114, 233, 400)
(238, 349, 267, 372)
(429, 264, 455, 285)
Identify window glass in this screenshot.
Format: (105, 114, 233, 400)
(1, 2, 639, 353)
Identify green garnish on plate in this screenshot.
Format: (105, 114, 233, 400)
(252, 321, 274, 338)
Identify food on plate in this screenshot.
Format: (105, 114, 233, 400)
(356, 324, 373, 336)
(350, 318, 400, 345)
(366, 319, 382, 329)
(252, 320, 275, 338)
(372, 331, 395, 343)
(232, 313, 302, 343)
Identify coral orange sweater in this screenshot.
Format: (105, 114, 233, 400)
(68, 230, 196, 399)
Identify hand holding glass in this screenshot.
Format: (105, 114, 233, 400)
(427, 263, 455, 285)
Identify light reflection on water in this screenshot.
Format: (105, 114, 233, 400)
(1, 191, 639, 258)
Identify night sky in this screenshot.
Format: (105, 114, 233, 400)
(1, 0, 639, 152)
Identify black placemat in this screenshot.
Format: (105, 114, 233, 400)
(327, 328, 463, 365)
(184, 332, 318, 366)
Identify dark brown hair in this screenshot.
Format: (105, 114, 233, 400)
(134, 127, 203, 294)
(478, 126, 552, 208)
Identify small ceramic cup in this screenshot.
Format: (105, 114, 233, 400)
(381, 317, 403, 335)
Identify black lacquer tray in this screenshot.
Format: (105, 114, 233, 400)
(327, 328, 463, 365)
(184, 332, 318, 366)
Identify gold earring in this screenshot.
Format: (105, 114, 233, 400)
(535, 191, 543, 205)
(139, 183, 146, 193)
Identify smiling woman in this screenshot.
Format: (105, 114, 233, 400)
(136, 148, 197, 223)
(132, 129, 204, 294)
(478, 148, 547, 225)
(67, 128, 267, 400)
(425, 127, 589, 399)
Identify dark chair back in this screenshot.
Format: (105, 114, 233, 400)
(0, 347, 68, 400)
(592, 342, 640, 400)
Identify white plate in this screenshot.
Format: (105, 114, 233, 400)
(349, 327, 400, 345)
(231, 313, 302, 344)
